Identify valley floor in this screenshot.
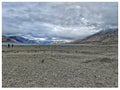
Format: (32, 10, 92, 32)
(2, 44, 118, 87)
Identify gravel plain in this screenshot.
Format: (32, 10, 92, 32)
(2, 45, 118, 87)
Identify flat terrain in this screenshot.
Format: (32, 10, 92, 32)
(2, 45, 118, 87)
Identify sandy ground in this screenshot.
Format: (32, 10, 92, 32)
(2, 45, 118, 87)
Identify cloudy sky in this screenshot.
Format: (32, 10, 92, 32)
(2, 2, 118, 41)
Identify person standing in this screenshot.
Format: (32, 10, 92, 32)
(8, 44, 10, 48)
(12, 44, 14, 48)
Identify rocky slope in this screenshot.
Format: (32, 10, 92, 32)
(71, 28, 118, 44)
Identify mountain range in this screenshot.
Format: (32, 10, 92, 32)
(2, 28, 118, 45)
(70, 28, 118, 44)
(2, 36, 16, 43)
(2, 35, 52, 44)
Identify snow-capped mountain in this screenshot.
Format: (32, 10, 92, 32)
(8, 36, 39, 44)
(3, 27, 118, 45)
(2, 35, 71, 44)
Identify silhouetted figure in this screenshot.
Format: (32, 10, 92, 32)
(12, 44, 14, 48)
(8, 44, 10, 48)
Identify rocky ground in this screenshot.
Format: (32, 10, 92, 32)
(2, 44, 118, 87)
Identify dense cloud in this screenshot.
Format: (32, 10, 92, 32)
(2, 2, 118, 40)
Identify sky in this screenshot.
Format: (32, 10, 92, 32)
(2, 2, 118, 41)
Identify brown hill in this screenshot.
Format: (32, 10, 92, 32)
(2, 36, 16, 42)
(71, 29, 118, 44)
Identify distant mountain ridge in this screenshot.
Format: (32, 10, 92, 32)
(2, 28, 118, 45)
(2, 35, 53, 44)
(8, 36, 38, 44)
(2, 35, 72, 44)
(2, 36, 16, 42)
(71, 28, 118, 44)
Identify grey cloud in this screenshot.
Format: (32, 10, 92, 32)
(2, 2, 118, 40)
